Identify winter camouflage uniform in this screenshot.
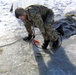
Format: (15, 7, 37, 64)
(25, 5, 58, 42)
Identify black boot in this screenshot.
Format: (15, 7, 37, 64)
(52, 38, 60, 49)
(42, 40, 50, 49)
(23, 34, 32, 41)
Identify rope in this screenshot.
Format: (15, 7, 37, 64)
(0, 38, 22, 47)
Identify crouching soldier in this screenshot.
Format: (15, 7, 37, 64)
(15, 5, 60, 50)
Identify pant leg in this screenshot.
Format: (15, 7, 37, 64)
(43, 14, 58, 42)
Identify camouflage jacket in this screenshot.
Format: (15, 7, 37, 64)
(25, 5, 54, 33)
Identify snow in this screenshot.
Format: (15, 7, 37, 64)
(0, 0, 76, 75)
(0, 0, 27, 46)
(0, 11, 26, 46)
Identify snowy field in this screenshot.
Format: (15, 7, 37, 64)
(0, 0, 76, 46)
(0, 0, 76, 75)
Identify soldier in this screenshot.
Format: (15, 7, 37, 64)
(15, 5, 60, 49)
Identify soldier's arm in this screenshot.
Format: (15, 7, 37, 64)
(28, 7, 45, 34)
(24, 21, 33, 35)
(31, 14, 45, 34)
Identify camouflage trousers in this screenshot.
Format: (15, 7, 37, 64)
(41, 14, 58, 42)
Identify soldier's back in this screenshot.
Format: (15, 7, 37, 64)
(26, 5, 49, 15)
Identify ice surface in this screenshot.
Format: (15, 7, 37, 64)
(0, 0, 76, 75)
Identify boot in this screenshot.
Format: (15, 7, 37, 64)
(52, 38, 60, 49)
(23, 34, 32, 41)
(42, 40, 50, 49)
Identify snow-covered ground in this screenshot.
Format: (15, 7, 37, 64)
(1, 0, 76, 45)
(0, 0, 76, 75)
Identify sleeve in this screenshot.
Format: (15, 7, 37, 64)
(24, 21, 33, 35)
(30, 13, 45, 34)
(28, 7, 45, 33)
